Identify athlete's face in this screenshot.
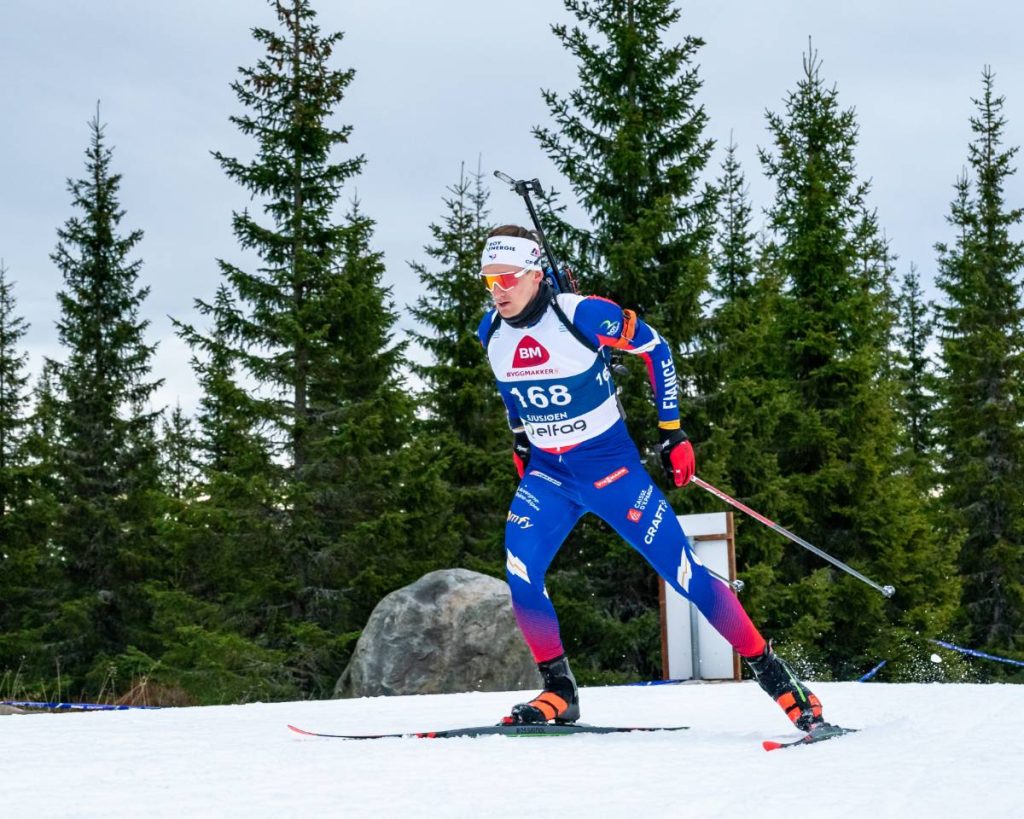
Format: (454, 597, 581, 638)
(482, 264, 543, 319)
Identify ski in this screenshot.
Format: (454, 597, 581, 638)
(762, 723, 858, 752)
(287, 722, 688, 740)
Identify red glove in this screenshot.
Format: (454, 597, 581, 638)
(512, 429, 531, 479)
(658, 428, 695, 487)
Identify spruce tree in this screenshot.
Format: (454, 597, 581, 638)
(158, 405, 199, 503)
(530, 0, 717, 680)
(0, 261, 30, 520)
(183, 286, 278, 484)
(0, 368, 63, 694)
(758, 48, 959, 677)
(695, 143, 790, 621)
(297, 199, 417, 643)
(407, 164, 509, 575)
(152, 402, 199, 588)
(409, 166, 492, 443)
(186, 0, 416, 694)
(0, 263, 47, 683)
(536, 0, 716, 351)
(699, 138, 762, 443)
(177, 284, 280, 608)
(935, 68, 1024, 669)
(47, 111, 164, 689)
(892, 265, 939, 491)
(161, 285, 299, 704)
(710, 141, 758, 322)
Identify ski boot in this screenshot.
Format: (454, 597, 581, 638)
(745, 642, 825, 732)
(507, 654, 580, 724)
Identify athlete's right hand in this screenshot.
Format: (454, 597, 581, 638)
(512, 428, 531, 479)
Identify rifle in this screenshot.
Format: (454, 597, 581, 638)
(493, 171, 578, 294)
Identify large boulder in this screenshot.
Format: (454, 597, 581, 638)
(335, 568, 541, 697)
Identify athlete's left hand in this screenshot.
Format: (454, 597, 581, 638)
(658, 428, 695, 487)
(512, 428, 531, 479)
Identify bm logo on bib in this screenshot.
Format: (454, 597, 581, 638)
(512, 335, 551, 368)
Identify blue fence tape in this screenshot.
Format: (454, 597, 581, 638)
(629, 638, 1022, 687)
(1, 700, 161, 711)
(858, 660, 887, 682)
(929, 639, 1024, 668)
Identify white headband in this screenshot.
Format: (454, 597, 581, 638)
(481, 235, 544, 271)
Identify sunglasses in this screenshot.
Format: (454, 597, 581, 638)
(481, 268, 531, 291)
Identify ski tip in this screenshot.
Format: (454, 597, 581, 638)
(762, 740, 783, 752)
(287, 724, 317, 736)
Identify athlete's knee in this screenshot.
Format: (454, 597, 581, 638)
(659, 536, 712, 599)
(504, 545, 540, 590)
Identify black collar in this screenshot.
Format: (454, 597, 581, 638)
(505, 280, 554, 328)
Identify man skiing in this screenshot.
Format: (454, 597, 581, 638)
(478, 225, 827, 734)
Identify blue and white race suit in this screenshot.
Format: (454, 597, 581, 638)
(479, 293, 766, 662)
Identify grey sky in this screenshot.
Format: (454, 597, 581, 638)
(2, 1, 1022, 413)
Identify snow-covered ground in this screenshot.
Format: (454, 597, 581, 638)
(3, 681, 1021, 818)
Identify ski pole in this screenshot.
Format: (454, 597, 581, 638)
(690, 475, 896, 598)
(708, 567, 744, 594)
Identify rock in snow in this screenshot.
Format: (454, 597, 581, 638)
(335, 568, 541, 697)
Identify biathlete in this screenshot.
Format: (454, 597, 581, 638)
(477, 224, 827, 733)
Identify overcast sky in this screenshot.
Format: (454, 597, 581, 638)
(2, 0, 1023, 413)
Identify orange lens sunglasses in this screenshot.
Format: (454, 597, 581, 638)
(481, 268, 530, 291)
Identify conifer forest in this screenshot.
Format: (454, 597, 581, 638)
(1, 0, 1022, 703)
